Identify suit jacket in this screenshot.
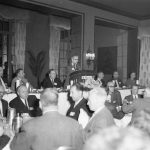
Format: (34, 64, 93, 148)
(64, 64, 80, 87)
(110, 78, 124, 88)
(125, 79, 136, 88)
(96, 79, 106, 87)
(1, 99, 8, 117)
(122, 98, 150, 124)
(42, 77, 62, 89)
(84, 107, 115, 139)
(10, 111, 84, 150)
(11, 77, 28, 92)
(67, 98, 93, 121)
(105, 90, 125, 119)
(124, 94, 142, 103)
(9, 95, 42, 117)
(0, 135, 10, 149)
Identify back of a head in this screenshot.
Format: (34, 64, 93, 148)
(90, 87, 107, 98)
(40, 88, 58, 107)
(16, 68, 23, 76)
(83, 126, 150, 150)
(89, 87, 107, 104)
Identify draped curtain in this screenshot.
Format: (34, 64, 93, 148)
(0, 5, 29, 72)
(49, 26, 60, 70)
(12, 20, 26, 71)
(49, 16, 70, 71)
(139, 36, 150, 87)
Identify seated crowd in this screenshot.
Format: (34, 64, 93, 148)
(0, 66, 150, 150)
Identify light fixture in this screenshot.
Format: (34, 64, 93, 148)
(85, 45, 95, 67)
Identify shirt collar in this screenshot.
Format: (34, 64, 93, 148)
(43, 106, 58, 114)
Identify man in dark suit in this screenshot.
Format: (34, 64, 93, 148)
(64, 55, 80, 87)
(123, 85, 142, 105)
(42, 69, 62, 89)
(95, 71, 106, 87)
(9, 85, 42, 117)
(10, 88, 84, 150)
(0, 85, 8, 118)
(85, 87, 115, 139)
(122, 87, 150, 124)
(111, 71, 124, 88)
(67, 83, 93, 122)
(105, 81, 125, 120)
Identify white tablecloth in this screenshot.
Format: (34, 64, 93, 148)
(2, 89, 144, 128)
(3, 92, 70, 116)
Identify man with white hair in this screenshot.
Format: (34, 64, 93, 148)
(84, 87, 115, 139)
(11, 88, 84, 150)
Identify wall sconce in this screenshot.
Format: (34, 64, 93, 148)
(85, 46, 95, 67)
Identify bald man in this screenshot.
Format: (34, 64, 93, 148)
(10, 88, 84, 150)
(9, 85, 42, 117)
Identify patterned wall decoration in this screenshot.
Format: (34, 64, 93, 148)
(139, 37, 150, 87)
(12, 20, 26, 71)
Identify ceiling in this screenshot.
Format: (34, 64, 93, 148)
(0, 0, 78, 19)
(70, 0, 150, 20)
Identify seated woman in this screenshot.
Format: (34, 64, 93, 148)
(105, 81, 125, 120)
(125, 72, 136, 88)
(41, 69, 62, 89)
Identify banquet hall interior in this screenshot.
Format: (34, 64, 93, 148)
(1, 0, 150, 150)
(0, 0, 149, 87)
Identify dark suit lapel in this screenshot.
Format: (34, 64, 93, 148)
(18, 97, 28, 111)
(48, 78, 54, 87)
(1, 100, 5, 117)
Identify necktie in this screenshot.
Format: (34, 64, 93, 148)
(51, 79, 54, 85)
(115, 80, 119, 88)
(25, 99, 29, 109)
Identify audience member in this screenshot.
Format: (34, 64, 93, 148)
(67, 83, 92, 127)
(122, 87, 150, 124)
(123, 85, 142, 105)
(105, 81, 125, 120)
(65, 55, 80, 87)
(111, 71, 124, 88)
(95, 71, 106, 87)
(84, 87, 115, 139)
(125, 72, 136, 88)
(11, 68, 28, 92)
(0, 67, 6, 90)
(10, 88, 84, 150)
(41, 69, 62, 89)
(0, 85, 8, 118)
(9, 85, 42, 117)
(83, 126, 150, 150)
